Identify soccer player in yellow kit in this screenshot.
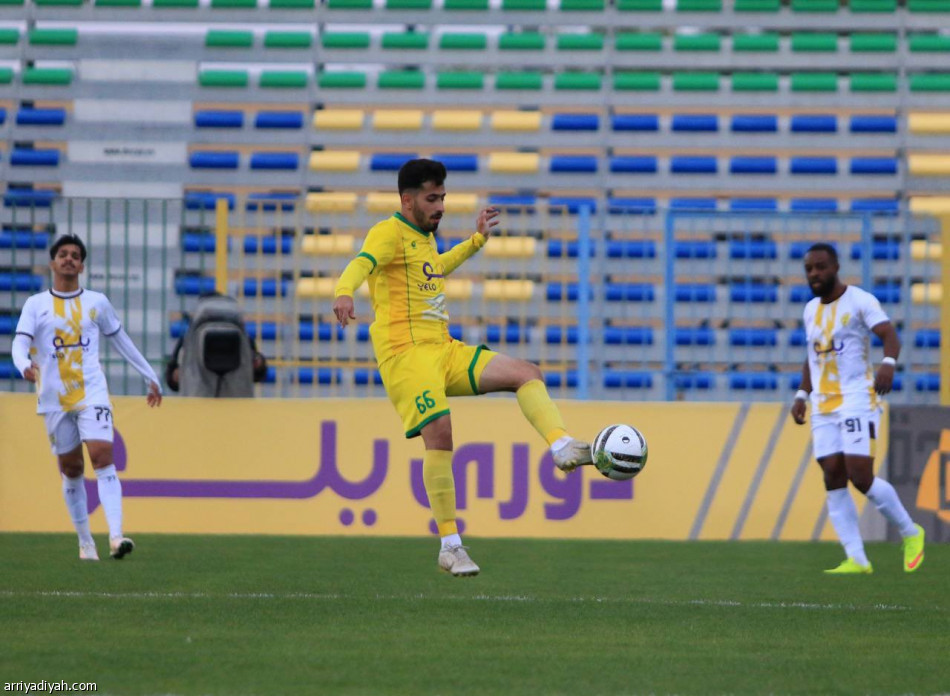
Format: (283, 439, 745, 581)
(333, 159, 592, 576)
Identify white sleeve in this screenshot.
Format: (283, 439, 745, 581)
(860, 290, 889, 330)
(108, 327, 162, 393)
(95, 295, 123, 336)
(11, 333, 33, 377)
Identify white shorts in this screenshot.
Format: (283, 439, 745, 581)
(811, 408, 880, 460)
(43, 405, 114, 455)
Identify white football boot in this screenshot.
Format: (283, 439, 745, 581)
(79, 541, 99, 561)
(109, 536, 135, 560)
(552, 438, 593, 472)
(438, 545, 480, 577)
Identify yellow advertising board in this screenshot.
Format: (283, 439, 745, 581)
(0, 394, 885, 540)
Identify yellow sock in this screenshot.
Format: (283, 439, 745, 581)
(516, 379, 569, 446)
(423, 449, 457, 537)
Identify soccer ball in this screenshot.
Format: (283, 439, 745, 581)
(591, 424, 648, 481)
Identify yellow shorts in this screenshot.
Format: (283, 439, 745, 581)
(378, 341, 496, 438)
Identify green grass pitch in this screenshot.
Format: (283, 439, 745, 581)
(1, 534, 948, 696)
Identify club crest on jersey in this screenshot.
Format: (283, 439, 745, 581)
(840, 312, 850, 327)
(422, 293, 449, 321)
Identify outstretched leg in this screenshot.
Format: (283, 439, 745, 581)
(818, 453, 872, 574)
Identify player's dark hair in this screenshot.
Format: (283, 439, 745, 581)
(398, 159, 447, 194)
(49, 234, 87, 262)
(806, 242, 838, 263)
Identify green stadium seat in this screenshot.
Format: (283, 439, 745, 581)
(909, 0, 950, 10)
(677, 0, 721, 9)
(502, 0, 545, 8)
(327, 0, 371, 7)
(269, 0, 315, 8)
(850, 73, 897, 91)
(379, 71, 425, 89)
(29, 29, 78, 46)
(561, 0, 605, 9)
(386, 0, 432, 8)
(732, 72, 778, 91)
(557, 34, 604, 51)
(0, 0, 24, 5)
(791, 0, 838, 10)
(96, 0, 142, 7)
(0, 29, 19, 44)
(791, 72, 838, 91)
(735, 0, 779, 10)
(674, 34, 720, 51)
(792, 33, 837, 52)
(211, 0, 256, 7)
(444, 0, 489, 9)
(437, 72, 484, 89)
(500, 33, 545, 50)
(199, 70, 248, 87)
(440, 33, 487, 50)
(616, 33, 662, 51)
(0, 68, 13, 84)
(850, 34, 896, 52)
(733, 34, 779, 52)
(851, 0, 896, 10)
(153, 0, 198, 7)
(617, 0, 661, 8)
(23, 68, 72, 85)
(260, 71, 307, 88)
(673, 72, 719, 91)
(555, 73, 602, 90)
(322, 32, 370, 49)
(910, 35, 950, 52)
(206, 30, 253, 47)
(265, 32, 311, 48)
(34, 0, 82, 5)
(614, 72, 660, 90)
(496, 71, 543, 89)
(318, 71, 366, 88)
(382, 32, 429, 49)
(911, 74, 950, 91)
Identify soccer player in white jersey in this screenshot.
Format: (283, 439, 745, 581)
(12, 234, 163, 561)
(791, 243, 924, 574)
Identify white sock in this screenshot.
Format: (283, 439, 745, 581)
(551, 435, 573, 454)
(95, 464, 124, 540)
(866, 477, 917, 538)
(440, 533, 462, 551)
(826, 488, 869, 566)
(62, 474, 94, 546)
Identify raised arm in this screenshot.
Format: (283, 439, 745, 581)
(438, 207, 499, 276)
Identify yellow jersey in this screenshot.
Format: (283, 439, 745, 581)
(334, 212, 486, 364)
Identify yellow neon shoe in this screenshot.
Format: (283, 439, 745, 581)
(824, 558, 873, 575)
(902, 524, 925, 573)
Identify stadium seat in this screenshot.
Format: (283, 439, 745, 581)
(246, 193, 298, 212)
(298, 323, 345, 342)
(551, 114, 599, 131)
(550, 155, 598, 173)
(185, 191, 235, 210)
(674, 240, 716, 259)
(313, 110, 364, 129)
(432, 111, 481, 130)
(305, 192, 357, 213)
(675, 327, 715, 345)
(603, 370, 653, 389)
(851, 157, 898, 175)
(729, 373, 778, 390)
(614, 72, 661, 91)
(915, 329, 940, 348)
(730, 282, 778, 303)
(249, 152, 299, 170)
(489, 152, 540, 173)
(605, 240, 656, 258)
(909, 35, 950, 52)
(729, 239, 778, 259)
(373, 110, 423, 130)
(4, 188, 56, 208)
(22, 69, 70, 85)
(909, 113, 950, 134)
(256, 112, 303, 129)
(673, 372, 715, 390)
(730, 157, 777, 174)
(674, 33, 720, 52)
(265, 32, 312, 49)
(612, 114, 659, 131)
(16, 108, 66, 126)
(310, 151, 360, 171)
(545, 371, 578, 389)
(370, 153, 417, 171)
(242, 278, 291, 297)
(671, 114, 718, 132)
(175, 275, 216, 296)
(491, 111, 542, 132)
(0, 272, 43, 291)
(851, 115, 897, 133)
(670, 198, 717, 210)
(733, 33, 779, 51)
(190, 152, 239, 169)
(604, 283, 656, 301)
(195, 111, 243, 128)
(790, 115, 837, 133)
(916, 374, 940, 392)
(181, 232, 216, 252)
(911, 74, 950, 92)
(353, 369, 383, 386)
(0, 230, 49, 249)
(296, 368, 343, 386)
(547, 240, 596, 258)
(851, 199, 899, 215)
(731, 115, 778, 132)
(549, 196, 597, 213)
(729, 327, 778, 346)
(199, 70, 248, 88)
(675, 284, 716, 302)
(615, 33, 662, 51)
(730, 198, 778, 212)
(300, 235, 355, 255)
(909, 155, 950, 176)
(486, 324, 529, 343)
(244, 236, 294, 254)
(791, 198, 838, 213)
(790, 157, 837, 175)
(245, 322, 278, 341)
(499, 32, 545, 50)
(545, 326, 579, 345)
(10, 149, 60, 166)
(607, 198, 657, 214)
(871, 283, 901, 303)
(671, 156, 717, 174)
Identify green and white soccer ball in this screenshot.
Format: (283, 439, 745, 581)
(591, 424, 648, 481)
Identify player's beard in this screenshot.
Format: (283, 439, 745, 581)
(810, 277, 835, 298)
(413, 210, 441, 233)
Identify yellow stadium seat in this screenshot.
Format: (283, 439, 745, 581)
(483, 236, 537, 258)
(909, 154, 950, 176)
(911, 283, 942, 304)
(305, 192, 358, 213)
(483, 279, 534, 300)
(909, 113, 950, 134)
(444, 193, 478, 214)
(373, 109, 424, 130)
(297, 277, 368, 297)
(490, 111, 542, 132)
(488, 152, 540, 174)
(309, 151, 360, 172)
(366, 192, 401, 213)
(301, 234, 356, 255)
(445, 279, 474, 299)
(910, 197, 950, 215)
(313, 109, 365, 130)
(910, 240, 942, 261)
(432, 110, 482, 131)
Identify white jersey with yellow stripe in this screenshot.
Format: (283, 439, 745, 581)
(803, 285, 890, 416)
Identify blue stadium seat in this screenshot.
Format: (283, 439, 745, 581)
(730, 198, 778, 211)
(730, 156, 777, 174)
(298, 323, 345, 342)
(0, 272, 42, 292)
(195, 110, 243, 128)
(4, 187, 55, 208)
(434, 153, 478, 171)
(169, 319, 188, 338)
(729, 327, 778, 346)
(245, 322, 278, 341)
(0, 230, 49, 249)
(547, 239, 596, 257)
(675, 284, 716, 302)
(244, 236, 294, 254)
(729, 372, 778, 390)
(851, 199, 899, 215)
(674, 372, 714, 390)
(549, 196, 596, 214)
(851, 157, 897, 175)
(0, 108, 5, 125)
(545, 370, 578, 388)
(850, 240, 900, 260)
(370, 153, 416, 171)
(250, 152, 299, 170)
(552, 114, 599, 130)
(357, 324, 372, 342)
(174, 276, 215, 295)
(604, 326, 653, 344)
(0, 315, 17, 334)
(675, 327, 715, 345)
(729, 239, 778, 259)
(674, 240, 717, 258)
(489, 194, 537, 210)
(915, 329, 940, 348)
(850, 115, 896, 133)
(11, 149, 60, 166)
(612, 114, 659, 131)
(185, 191, 235, 210)
(296, 367, 343, 385)
(190, 152, 239, 169)
(916, 374, 940, 392)
(255, 111, 303, 129)
(262, 367, 276, 384)
(604, 283, 656, 301)
(354, 368, 383, 386)
(610, 156, 657, 173)
(435, 237, 464, 253)
(791, 157, 837, 175)
(486, 324, 529, 343)
(731, 114, 777, 132)
(670, 197, 717, 210)
(671, 156, 717, 174)
(0, 363, 18, 380)
(181, 232, 217, 252)
(242, 278, 291, 297)
(790, 198, 838, 213)
(546, 283, 593, 301)
(603, 370, 653, 389)
(789, 285, 812, 303)
(550, 155, 598, 173)
(789, 327, 806, 346)
(790, 115, 837, 133)
(731, 282, 778, 303)
(872, 283, 901, 303)
(605, 240, 656, 258)
(246, 192, 297, 212)
(671, 114, 718, 132)
(607, 197, 657, 214)
(545, 326, 579, 344)
(16, 108, 66, 126)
